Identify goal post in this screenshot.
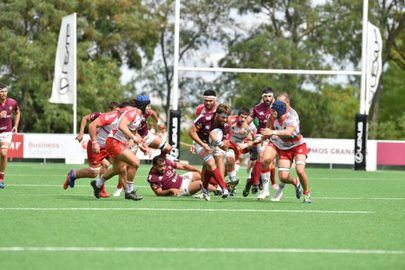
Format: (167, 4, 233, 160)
(170, 0, 381, 171)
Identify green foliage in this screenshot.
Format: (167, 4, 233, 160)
(0, 0, 161, 133)
(0, 0, 403, 140)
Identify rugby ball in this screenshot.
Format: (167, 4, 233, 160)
(209, 128, 223, 147)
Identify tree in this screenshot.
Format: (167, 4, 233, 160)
(0, 0, 162, 132)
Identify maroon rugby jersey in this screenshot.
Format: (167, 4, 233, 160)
(0, 98, 19, 133)
(137, 110, 153, 138)
(147, 159, 182, 190)
(89, 112, 102, 122)
(193, 112, 230, 143)
(251, 102, 272, 133)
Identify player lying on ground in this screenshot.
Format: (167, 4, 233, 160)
(147, 155, 216, 197)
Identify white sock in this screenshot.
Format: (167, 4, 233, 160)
(96, 178, 105, 188)
(228, 170, 236, 182)
(235, 164, 240, 174)
(126, 182, 134, 193)
(261, 172, 270, 192)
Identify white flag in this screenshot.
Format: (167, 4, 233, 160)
(365, 22, 383, 114)
(49, 13, 77, 104)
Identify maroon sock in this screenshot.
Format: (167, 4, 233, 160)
(270, 168, 276, 186)
(0, 172, 4, 181)
(202, 169, 211, 189)
(251, 162, 262, 186)
(211, 168, 227, 190)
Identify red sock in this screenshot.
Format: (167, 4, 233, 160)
(0, 172, 4, 181)
(304, 190, 311, 195)
(251, 162, 262, 186)
(211, 168, 227, 190)
(202, 169, 211, 189)
(101, 184, 107, 193)
(117, 182, 123, 189)
(270, 168, 276, 186)
(209, 177, 218, 186)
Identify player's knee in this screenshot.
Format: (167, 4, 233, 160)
(296, 167, 306, 176)
(278, 168, 290, 181)
(0, 152, 7, 161)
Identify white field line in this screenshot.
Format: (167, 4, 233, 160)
(0, 207, 373, 214)
(0, 246, 403, 255)
(5, 184, 405, 201)
(5, 174, 405, 181)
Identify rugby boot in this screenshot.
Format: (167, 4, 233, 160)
(125, 190, 143, 201)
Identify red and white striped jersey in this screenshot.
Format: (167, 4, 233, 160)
(269, 108, 305, 150)
(109, 108, 143, 143)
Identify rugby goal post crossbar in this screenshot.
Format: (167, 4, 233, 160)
(170, 0, 376, 171)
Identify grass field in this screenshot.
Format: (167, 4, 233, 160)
(0, 162, 405, 270)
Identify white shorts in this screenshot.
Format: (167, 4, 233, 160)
(255, 134, 269, 153)
(0, 132, 12, 145)
(193, 142, 213, 163)
(180, 172, 193, 196)
(143, 132, 157, 146)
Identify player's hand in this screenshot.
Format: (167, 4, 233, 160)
(239, 128, 248, 135)
(12, 126, 18, 133)
(221, 140, 230, 150)
(75, 133, 83, 142)
(127, 139, 135, 149)
(171, 189, 181, 197)
(189, 145, 196, 154)
(260, 128, 272, 136)
(202, 143, 213, 153)
(139, 143, 151, 156)
(92, 141, 100, 153)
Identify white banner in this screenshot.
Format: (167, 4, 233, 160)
(306, 138, 376, 169)
(365, 22, 383, 114)
(23, 134, 160, 164)
(49, 13, 77, 104)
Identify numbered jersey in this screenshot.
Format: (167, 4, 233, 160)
(0, 98, 19, 133)
(95, 111, 120, 147)
(137, 110, 153, 138)
(109, 108, 143, 143)
(194, 112, 230, 144)
(147, 159, 182, 190)
(269, 108, 305, 150)
(251, 102, 272, 133)
(229, 116, 256, 143)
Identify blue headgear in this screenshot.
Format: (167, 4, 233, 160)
(271, 100, 287, 118)
(135, 95, 151, 112)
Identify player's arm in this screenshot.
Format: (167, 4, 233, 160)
(88, 118, 103, 153)
(151, 185, 180, 196)
(261, 125, 295, 139)
(175, 162, 200, 173)
(188, 124, 211, 152)
(12, 106, 20, 133)
(119, 112, 142, 143)
(76, 113, 92, 142)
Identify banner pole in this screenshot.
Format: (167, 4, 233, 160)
(359, 0, 368, 115)
(73, 13, 77, 135)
